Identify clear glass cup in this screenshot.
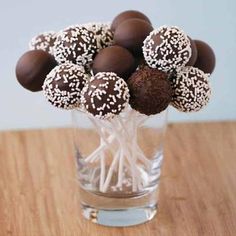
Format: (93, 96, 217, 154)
(72, 106, 167, 227)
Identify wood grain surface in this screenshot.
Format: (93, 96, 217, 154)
(0, 122, 236, 236)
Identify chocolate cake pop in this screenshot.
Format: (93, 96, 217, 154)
(194, 40, 215, 74)
(114, 19, 153, 55)
(111, 10, 151, 32)
(81, 72, 130, 119)
(16, 50, 57, 92)
(29, 31, 57, 55)
(127, 66, 172, 115)
(92, 45, 136, 80)
(143, 26, 191, 72)
(83, 22, 114, 50)
(171, 66, 211, 112)
(53, 25, 97, 66)
(43, 63, 88, 109)
(186, 37, 198, 66)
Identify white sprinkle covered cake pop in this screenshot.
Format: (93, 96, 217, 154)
(81, 72, 130, 119)
(143, 26, 191, 72)
(43, 63, 88, 109)
(171, 66, 211, 112)
(82, 22, 114, 50)
(53, 25, 97, 66)
(29, 31, 57, 55)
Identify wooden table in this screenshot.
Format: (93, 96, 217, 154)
(0, 122, 236, 236)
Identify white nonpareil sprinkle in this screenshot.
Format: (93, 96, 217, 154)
(171, 66, 211, 112)
(81, 72, 130, 120)
(143, 26, 191, 72)
(43, 63, 89, 109)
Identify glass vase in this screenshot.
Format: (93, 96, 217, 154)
(72, 106, 167, 227)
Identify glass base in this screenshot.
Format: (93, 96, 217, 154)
(81, 203, 157, 227)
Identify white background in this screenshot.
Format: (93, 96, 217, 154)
(0, 0, 235, 130)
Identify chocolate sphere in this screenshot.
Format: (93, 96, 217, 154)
(54, 25, 97, 66)
(43, 63, 88, 109)
(143, 26, 191, 72)
(127, 66, 172, 115)
(81, 72, 130, 119)
(194, 40, 215, 74)
(111, 10, 151, 31)
(29, 31, 56, 55)
(92, 45, 136, 79)
(171, 66, 211, 112)
(16, 50, 57, 92)
(186, 37, 198, 66)
(114, 19, 153, 56)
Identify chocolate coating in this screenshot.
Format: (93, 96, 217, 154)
(114, 19, 153, 55)
(43, 63, 88, 109)
(81, 72, 130, 119)
(16, 50, 57, 92)
(127, 66, 172, 115)
(171, 66, 211, 112)
(143, 26, 191, 72)
(54, 25, 97, 66)
(194, 40, 215, 74)
(29, 31, 56, 55)
(186, 37, 198, 66)
(111, 10, 151, 31)
(92, 45, 136, 79)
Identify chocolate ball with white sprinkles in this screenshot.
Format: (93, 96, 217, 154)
(29, 31, 57, 55)
(171, 66, 211, 112)
(143, 26, 191, 72)
(43, 63, 88, 109)
(81, 72, 130, 119)
(53, 25, 97, 66)
(82, 22, 114, 50)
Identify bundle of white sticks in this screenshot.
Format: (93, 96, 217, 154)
(84, 108, 151, 193)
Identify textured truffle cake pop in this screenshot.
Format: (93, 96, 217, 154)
(111, 10, 151, 31)
(127, 66, 172, 115)
(92, 46, 136, 79)
(29, 31, 57, 55)
(54, 25, 97, 66)
(171, 66, 211, 112)
(16, 50, 57, 92)
(83, 22, 114, 50)
(114, 19, 153, 55)
(143, 26, 191, 72)
(43, 63, 88, 109)
(186, 37, 198, 66)
(194, 40, 215, 74)
(81, 72, 130, 119)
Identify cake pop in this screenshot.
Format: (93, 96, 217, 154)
(171, 66, 211, 112)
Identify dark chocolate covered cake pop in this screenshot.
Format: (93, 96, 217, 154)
(143, 26, 191, 72)
(43, 63, 88, 109)
(29, 31, 57, 55)
(83, 22, 114, 50)
(114, 19, 153, 55)
(92, 45, 136, 80)
(186, 37, 198, 66)
(171, 66, 211, 112)
(127, 66, 172, 115)
(81, 72, 130, 119)
(111, 10, 151, 32)
(194, 40, 215, 74)
(16, 50, 57, 92)
(54, 25, 97, 66)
